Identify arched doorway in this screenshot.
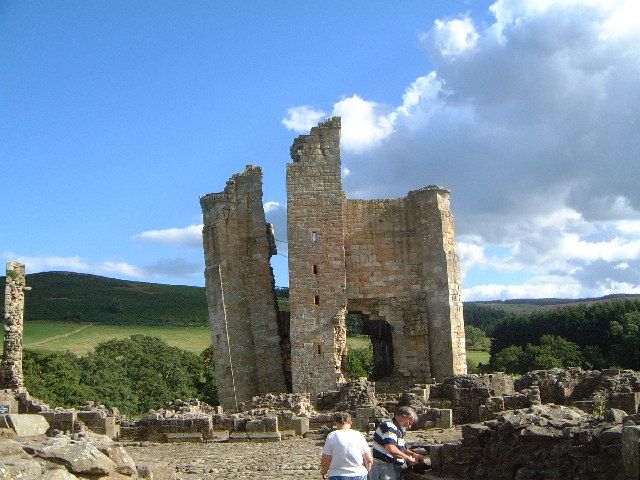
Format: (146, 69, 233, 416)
(349, 312, 394, 380)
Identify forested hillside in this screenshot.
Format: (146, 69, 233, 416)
(0, 271, 208, 326)
(488, 300, 640, 373)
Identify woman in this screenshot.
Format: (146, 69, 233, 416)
(321, 411, 373, 480)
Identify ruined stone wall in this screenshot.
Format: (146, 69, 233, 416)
(1, 262, 27, 392)
(286, 117, 348, 398)
(285, 117, 466, 397)
(343, 188, 467, 386)
(200, 166, 287, 410)
(415, 187, 467, 378)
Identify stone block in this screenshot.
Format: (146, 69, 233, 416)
(246, 416, 278, 433)
(2, 414, 49, 437)
(622, 425, 640, 480)
(41, 411, 76, 434)
(291, 416, 309, 436)
(161, 432, 203, 443)
(247, 431, 282, 442)
(0, 391, 19, 414)
(610, 392, 640, 414)
(434, 409, 453, 429)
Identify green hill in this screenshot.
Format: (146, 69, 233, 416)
(1, 271, 208, 326)
(2, 271, 638, 329)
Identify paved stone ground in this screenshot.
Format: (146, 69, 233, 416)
(127, 428, 463, 480)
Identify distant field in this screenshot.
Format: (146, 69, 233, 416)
(24, 321, 211, 355)
(467, 350, 490, 366)
(347, 335, 371, 349)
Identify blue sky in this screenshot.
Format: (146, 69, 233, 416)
(1, 1, 639, 300)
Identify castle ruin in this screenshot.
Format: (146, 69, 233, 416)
(201, 117, 466, 410)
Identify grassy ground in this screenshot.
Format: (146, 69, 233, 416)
(24, 321, 211, 355)
(346, 335, 372, 349)
(467, 349, 490, 368)
(25, 320, 491, 371)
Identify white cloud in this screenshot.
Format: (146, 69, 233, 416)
(332, 95, 395, 152)
(2, 254, 92, 273)
(2, 252, 201, 280)
(426, 18, 479, 57)
(263, 201, 281, 213)
(463, 275, 583, 300)
(615, 220, 640, 235)
(283, 0, 640, 299)
(282, 106, 327, 133)
(132, 224, 203, 249)
(615, 262, 630, 270)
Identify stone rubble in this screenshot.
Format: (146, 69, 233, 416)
(1, 431, 176, 479)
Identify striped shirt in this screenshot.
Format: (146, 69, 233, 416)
(372, 419, 406, 465)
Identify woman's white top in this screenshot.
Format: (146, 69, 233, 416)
(322, 428, 371, 477)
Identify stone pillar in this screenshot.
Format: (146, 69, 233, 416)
(412, 188, 467, 379)
(200, 166, 288, 411)
(286, 117, 348, 398)
(1, 262, 28, 392)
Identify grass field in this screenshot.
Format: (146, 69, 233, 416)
(24, 319, 491, 371)
(467, 349, 490, 366)
(24, 321, 211, 355)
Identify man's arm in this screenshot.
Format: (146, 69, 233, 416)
(405, 447, 424, 462)
(384, 444, 417, 464)
(321, 454, 332, 477)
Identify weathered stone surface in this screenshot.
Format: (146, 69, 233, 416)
(621, 424, 640, 480)
(432, 404, 626, 480)
(137, 463, 177, 479)
(200, 166, 289, 411)
(516, 368, 640, 414)
(1, 262, 28, 393)
(0, 437, 25, 456)
(0, 458, 43, 479)
(604, 408, 628, 423)
(33, 437, 117, 475)
(106, 445, 139, 476)
(40, 468, 80, 479)
(3, 413, 49, 437)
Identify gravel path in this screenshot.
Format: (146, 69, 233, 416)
(126, 428, 463, 480)
(128, 437, 324, 479)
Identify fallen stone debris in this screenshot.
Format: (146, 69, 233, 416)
(0, 430, 175, 479)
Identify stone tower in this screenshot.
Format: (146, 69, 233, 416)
(200, 166, 288, 410)
(286, 118, 466, 395)
(286, 118, 348, 397)
(1, 262, 28, 392)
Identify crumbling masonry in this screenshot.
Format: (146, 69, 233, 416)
(201, 117, 466, 410)
(1, 262, 29, 392)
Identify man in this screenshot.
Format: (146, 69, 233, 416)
(369, 406, 425, 480)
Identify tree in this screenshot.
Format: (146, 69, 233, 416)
(524, 335, 584, 370)
(345, 346, 373, 378)
(491, 345, 525, 374)
(23, 350, 94, 407)
(24, 336, 220, 416)
(608, 311, 640, 369)
(465, 325, 491, 351)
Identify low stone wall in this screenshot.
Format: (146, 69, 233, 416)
(431, 404, 638, 480)
(516, 368, 640, 414)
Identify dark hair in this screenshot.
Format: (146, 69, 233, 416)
(395, 406, 417, 420)
(333, 411, 352, 424)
